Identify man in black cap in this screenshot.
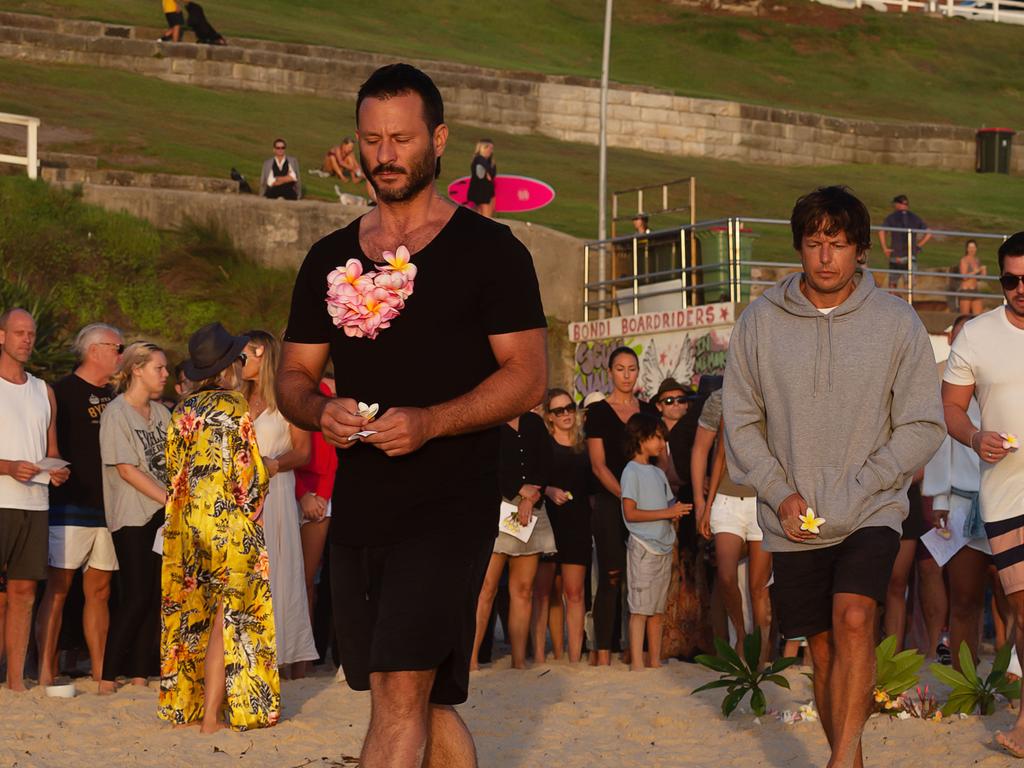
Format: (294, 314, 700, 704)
(879, 194, 931, 293)
(277, 63, 546, 768)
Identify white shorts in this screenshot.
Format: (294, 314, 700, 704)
(48, 525, 119, 571)
(299, 498, 332, 527)
(709, 494, 762, 542)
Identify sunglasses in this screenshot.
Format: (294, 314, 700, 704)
(96, 342, 125, 354)
(548, 404, 577, 417)
(659, 396, 689, 406)
(274, 145, 286, 150)
(1000, 273, 1024, 291)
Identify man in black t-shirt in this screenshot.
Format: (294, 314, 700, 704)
(878, 194, 931, 292)
(35, 322, 122, 686)
(278, 64, 547, 768)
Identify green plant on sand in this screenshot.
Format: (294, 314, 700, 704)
(693, 629, 798, 717)
(872, 634, 925, 714)
(930, 641, 1021, 716)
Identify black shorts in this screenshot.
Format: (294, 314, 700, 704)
(770, 526, 900, 639)
(332, 530, 494, 706)
(165, 11, 185, 26)
(0, 508, 48, 581)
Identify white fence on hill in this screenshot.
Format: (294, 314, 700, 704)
(0, 112, 40, 180)
(816, 0, 1024, 25)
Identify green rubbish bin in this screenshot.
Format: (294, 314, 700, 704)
(976, 128, 1014, 174)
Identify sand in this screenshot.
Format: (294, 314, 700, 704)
(1, 658, 1020, 768)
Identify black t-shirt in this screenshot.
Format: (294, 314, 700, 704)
(284, 206, 546, 546)
(583, 398, 657, 491)
(50, 373, 114, 520)
(498, 411, 551, 503)
(467, 155, 495, 204)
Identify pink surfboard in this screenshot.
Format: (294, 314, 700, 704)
(447, 174, 555, 213)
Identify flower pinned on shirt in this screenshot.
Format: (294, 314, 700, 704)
(798, 508, 826, 535)
(325, 248, 416, 340)
(1002, 433, 1019, 451)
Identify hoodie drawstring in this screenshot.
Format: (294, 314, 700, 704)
(826, 312, 835, 393)
(813, 316, 821, 398)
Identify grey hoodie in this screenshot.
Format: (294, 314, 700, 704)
(723, 269, 946, 552)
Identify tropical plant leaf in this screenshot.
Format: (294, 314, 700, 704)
(958, 641, 978, 684)
(940, 693, 977, 716)
(692, 679, 737, 694)
(764, 674, 791, 689)
(750, 686, 766, 716)
(979, 693, 997, 716)
(722, 688, 747, 717)
(929, 663, 969, 689)
(769, 657, 800, 673)
(713, 638, 746, 676)
(743, 630, 761, 674)
(992, 642, 1013, 677)
(695, 654, 741, 675)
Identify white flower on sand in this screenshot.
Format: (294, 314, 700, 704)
(799, 509, 825, 535)
(356, 402, 379, 421)
(1002, 433, 1019, 451)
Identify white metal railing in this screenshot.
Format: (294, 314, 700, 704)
(583, 217, 1008, 321)
(0, 112, 40, 179)
(823, 0, 1024, 25)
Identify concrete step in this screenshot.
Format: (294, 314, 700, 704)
(41, 166, 239, 194)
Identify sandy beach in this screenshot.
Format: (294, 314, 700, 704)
(1, 656, 1020, 768)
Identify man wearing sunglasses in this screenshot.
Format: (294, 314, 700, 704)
(943, 232, 1024, 758)
(260, 138, 302, 200)
(36, 322, 123, 688)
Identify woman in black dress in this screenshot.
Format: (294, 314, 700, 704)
(467, 139, 496, 218)
(584, 346, 656, 665)
(530, 388, 591, 664)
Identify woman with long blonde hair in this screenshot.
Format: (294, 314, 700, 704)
(98, 342, 170, 693)
(467, 139, 496, 218)
(241, 329, 317, 678)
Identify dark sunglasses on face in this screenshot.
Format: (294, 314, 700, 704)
(274, 145, 286, 150)
(548, 404, 577, 417)
(659, 396, 688, 406)
(1000, 273, 1024, 291)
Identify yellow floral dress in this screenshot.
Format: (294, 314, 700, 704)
(158, 388, 280, 730)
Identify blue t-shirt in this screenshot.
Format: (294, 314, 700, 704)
(620, 460, 676, 554)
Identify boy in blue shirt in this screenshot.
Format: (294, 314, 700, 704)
(620, 412, 691, 670)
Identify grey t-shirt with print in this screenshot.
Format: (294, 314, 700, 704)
(99, 394, 171, 532)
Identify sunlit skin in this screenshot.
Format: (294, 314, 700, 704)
(798, 226, 864, 310)
(0, 310, 36, 365)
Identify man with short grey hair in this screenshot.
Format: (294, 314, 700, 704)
(0, 308, 69, 690)
(35, 322, 122, 686)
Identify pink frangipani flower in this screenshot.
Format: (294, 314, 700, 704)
(325, 247, 415, 340)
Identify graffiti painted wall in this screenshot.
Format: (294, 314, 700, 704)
(569, 303, 735, 402)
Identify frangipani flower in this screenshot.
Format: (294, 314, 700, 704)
(357, 402, 379, 421)
(1003, 433, 1019, 451)
(328, 259, 373, 291)
(325, 247, 415, 340)
(799, 508, 825, 535)
(382, 245, 418, 280)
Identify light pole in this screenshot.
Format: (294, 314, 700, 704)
(598, 0, 613, 244)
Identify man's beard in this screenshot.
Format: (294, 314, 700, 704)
(360, 148, 436, 204)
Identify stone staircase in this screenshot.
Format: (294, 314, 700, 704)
(32, 151, 239, 194)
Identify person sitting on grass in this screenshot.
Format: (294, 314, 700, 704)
(322, 138, 364, 183)
(620, 412, 691, 671)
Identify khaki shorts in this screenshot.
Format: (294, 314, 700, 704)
(626, 536, 672, 616)
(48, 525, 119, 571)
(0, 508, 49, 581)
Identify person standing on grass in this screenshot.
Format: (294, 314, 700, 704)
(159, 0, 184, 42)
(725, 186, 944, 768)
(878, 194, 931, 294)
(276, 64, 546, 768)
(0, 308, 70, 691)
(620, 412, 690, 671)
(36, 322, 122, 687)
(941, 232, 1024, 758)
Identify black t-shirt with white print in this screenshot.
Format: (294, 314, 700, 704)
(284, 206, 547, 547)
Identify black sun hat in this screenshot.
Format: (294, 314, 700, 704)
(181, 322, 249, 381)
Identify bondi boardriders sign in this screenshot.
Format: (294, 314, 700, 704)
(568, 303, 735, 343)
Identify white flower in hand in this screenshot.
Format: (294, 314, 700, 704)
(1002, 433, 1019, 451)
(798, 508, 825, 535)
(356, 402, 379, 421)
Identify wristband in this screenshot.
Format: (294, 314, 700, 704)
(969, 430, 981, 451)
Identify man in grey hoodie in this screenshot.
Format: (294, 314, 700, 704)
(724, 186, 945, 768)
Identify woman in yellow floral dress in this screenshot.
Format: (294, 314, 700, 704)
(159, 322, 280, 732)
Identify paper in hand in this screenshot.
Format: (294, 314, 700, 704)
(31, 457, 69, 485)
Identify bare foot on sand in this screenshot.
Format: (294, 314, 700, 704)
(200, 721, 228, 735)
(98, 680, 119, 695)
(996, 730, 1024, 758)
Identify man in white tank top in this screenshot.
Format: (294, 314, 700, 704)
(0, 308, 69, 691)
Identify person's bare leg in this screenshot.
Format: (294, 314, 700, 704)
(35, 567, 76, 686)
(883, 540, 916, 648)
(628, 614, 647, 671)
(200, 602, 227, 733)
(548, 572, 565, 660)
(806, 632, 836, 748)
(995, 591, 1024, 755)
(646, 615, 663, 667)
(714, 533, 746, 651)
(82, 567, 112, 682)
(947, 547, 987, 670)
(747, 541, 773, 665)
(916, 556, 947, 658)
(562, 565, 586, 663)
(507, 555, 539, 669)
(530, 562, 556, 664)
(424, 704, 477, 768)
(470, 554, 505, 670)
(300, 518, 329, 624)
(829, 593, 876, 768)
(5, 579, 38, 691)
(362, 669, 434, 768)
